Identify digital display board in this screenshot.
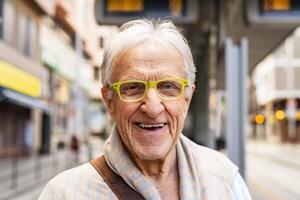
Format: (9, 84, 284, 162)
(95, 0, 198, 24)
(104, 0, 185, 17)
(106, 0, 144, 12)
(247, 0, 300, 24)
(262, 0, 291, 11)
(260, 0, 300, 15)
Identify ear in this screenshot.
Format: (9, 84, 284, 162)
(184, 84, 195, 106)
(101, 86, 114, 115)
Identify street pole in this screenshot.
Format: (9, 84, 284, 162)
(225, 38, 248, 179)
(74, 32, 82, 136)
(73, 0, 85, 138)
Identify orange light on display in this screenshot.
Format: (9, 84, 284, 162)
(107, 0, 144, 12)
(169, 0, 183, 16)
(263, 0, 291, 11)
(275, 110, 286, 120)
(255, 114, 265, 125)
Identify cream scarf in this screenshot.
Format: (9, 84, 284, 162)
(104, 128, 237, 200)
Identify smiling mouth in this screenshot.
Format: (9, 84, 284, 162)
(135, 123, 167, 130)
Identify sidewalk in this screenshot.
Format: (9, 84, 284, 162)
(246, 140, 300, 170)
(246, 140, 300, 200)
(0, 150, 78, 200)
(0, 137, 105, 200)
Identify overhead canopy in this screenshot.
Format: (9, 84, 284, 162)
(0, 88, 50, 112)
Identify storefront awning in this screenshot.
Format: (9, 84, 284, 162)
(0, 88, 49, 112)
(0, 60, 41, 97)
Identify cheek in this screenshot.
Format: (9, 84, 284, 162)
(165, 101, 188, 131)
(112, 101, 138, 125)
(111, 100, 126, 119)
(112, 102, 137, 147)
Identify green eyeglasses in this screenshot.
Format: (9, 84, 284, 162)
(110, 78, 189, 102)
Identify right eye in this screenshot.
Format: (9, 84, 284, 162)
(120, 82, 145, 96)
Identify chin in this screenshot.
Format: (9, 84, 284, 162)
(134, 146, 170, 161)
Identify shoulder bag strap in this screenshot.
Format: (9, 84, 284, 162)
(90, 155, 145, 200)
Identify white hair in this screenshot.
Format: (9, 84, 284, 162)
(101, 19, 196, 86)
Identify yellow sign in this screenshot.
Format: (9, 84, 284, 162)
(263, 0, 291, 11)
(0, 60, 41, 97)
(107, 0, 144, 12)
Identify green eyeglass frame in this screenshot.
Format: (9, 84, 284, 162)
(110, 77, 189, 102)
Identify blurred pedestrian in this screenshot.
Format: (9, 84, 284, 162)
(70, 135, 79, 162)
(70, 135, 79, 153)
(39, 19, 251, 200)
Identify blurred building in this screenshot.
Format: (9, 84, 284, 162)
(252, 27, 300, 143)
(88, 25, 118, 137)
(0, 0, 112, 158)
(0, 0, 49, 157)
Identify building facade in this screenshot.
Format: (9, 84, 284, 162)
(253, 27, 300, 143)
(0, 0, 110, 158)
(0, 0, 49, 157)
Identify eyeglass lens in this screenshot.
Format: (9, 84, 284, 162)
(120, 82, 146, 100)
(157, 80, 182, 98)
(119, 80, 183, 100)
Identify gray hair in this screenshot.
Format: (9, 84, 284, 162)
(101, 19, 196, 86)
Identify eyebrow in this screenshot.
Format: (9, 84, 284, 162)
(121, 73, 144, 80)
(121, 72, 177, 81)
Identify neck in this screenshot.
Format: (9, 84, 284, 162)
(133, 148, 180, 199)
(132, 148, 178, 179)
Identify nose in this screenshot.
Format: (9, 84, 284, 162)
(140, 87, 165, 118)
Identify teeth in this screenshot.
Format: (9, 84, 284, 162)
(137, 123, 165, 129)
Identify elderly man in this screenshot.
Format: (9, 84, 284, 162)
(39, 19, 251, 200)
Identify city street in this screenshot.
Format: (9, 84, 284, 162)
(246, 141, 300, 200)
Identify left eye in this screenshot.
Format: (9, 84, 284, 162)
(162, 83, 174, 89)
(158, 81, 180, 90)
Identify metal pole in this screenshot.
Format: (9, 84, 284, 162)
(239, 38, 248, 178)
(74, 33, 82, 136)
(225, 38, 248, 178)
(225, 38, 239, 166)
(11, 156, 18, 189)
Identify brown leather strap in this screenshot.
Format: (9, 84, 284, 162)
(90, 155, 144, 200)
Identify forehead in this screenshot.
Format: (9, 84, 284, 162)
(110, 42, 184, 81)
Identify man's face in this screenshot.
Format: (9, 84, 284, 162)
(102, 42, 194, 162)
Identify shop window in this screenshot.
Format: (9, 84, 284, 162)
(94, 66, 100, 81)
(2, 0, 16, 46)
(274, 67, 287, 90)
(1, 0, 37, 58)
(99, 36, 104, 48)
(0, 0, 3, 39)
(18, 11, 37, 57)
(294, 37, 300, 58)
